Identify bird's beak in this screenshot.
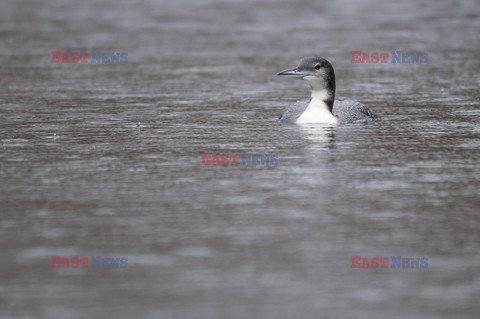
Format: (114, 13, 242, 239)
(277, 67, 306, 79)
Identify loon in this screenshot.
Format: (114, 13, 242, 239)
(277, 56, 377, 125)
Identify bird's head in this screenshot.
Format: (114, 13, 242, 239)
(278, 56, 335, 92)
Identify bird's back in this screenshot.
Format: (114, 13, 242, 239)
(333, 99, 377, 124)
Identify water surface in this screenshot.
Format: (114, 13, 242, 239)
(1, 0, 479, 318)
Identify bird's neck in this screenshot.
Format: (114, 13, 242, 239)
(311, 88, 335, 114)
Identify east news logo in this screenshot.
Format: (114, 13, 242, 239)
(351, 256, 429, 269)
(51, 256, 128, 268)
(51, 51, 128, 64)
(201, 153, 278, 166)
(351, 51, 428, 63)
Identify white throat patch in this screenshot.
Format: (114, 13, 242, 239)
(296, 89, 338, 125)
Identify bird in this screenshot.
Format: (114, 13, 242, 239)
(277, 56, 377, 125)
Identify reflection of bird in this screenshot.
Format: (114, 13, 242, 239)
(278, 57, 377, 125)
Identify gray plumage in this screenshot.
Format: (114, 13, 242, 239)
(279, 99, 377, 124)
(278, 100, 309, 123)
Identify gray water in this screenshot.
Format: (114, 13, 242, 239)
(1, 0, 480, 318)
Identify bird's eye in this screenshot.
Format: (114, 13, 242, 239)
(314, 64, 321, 70)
